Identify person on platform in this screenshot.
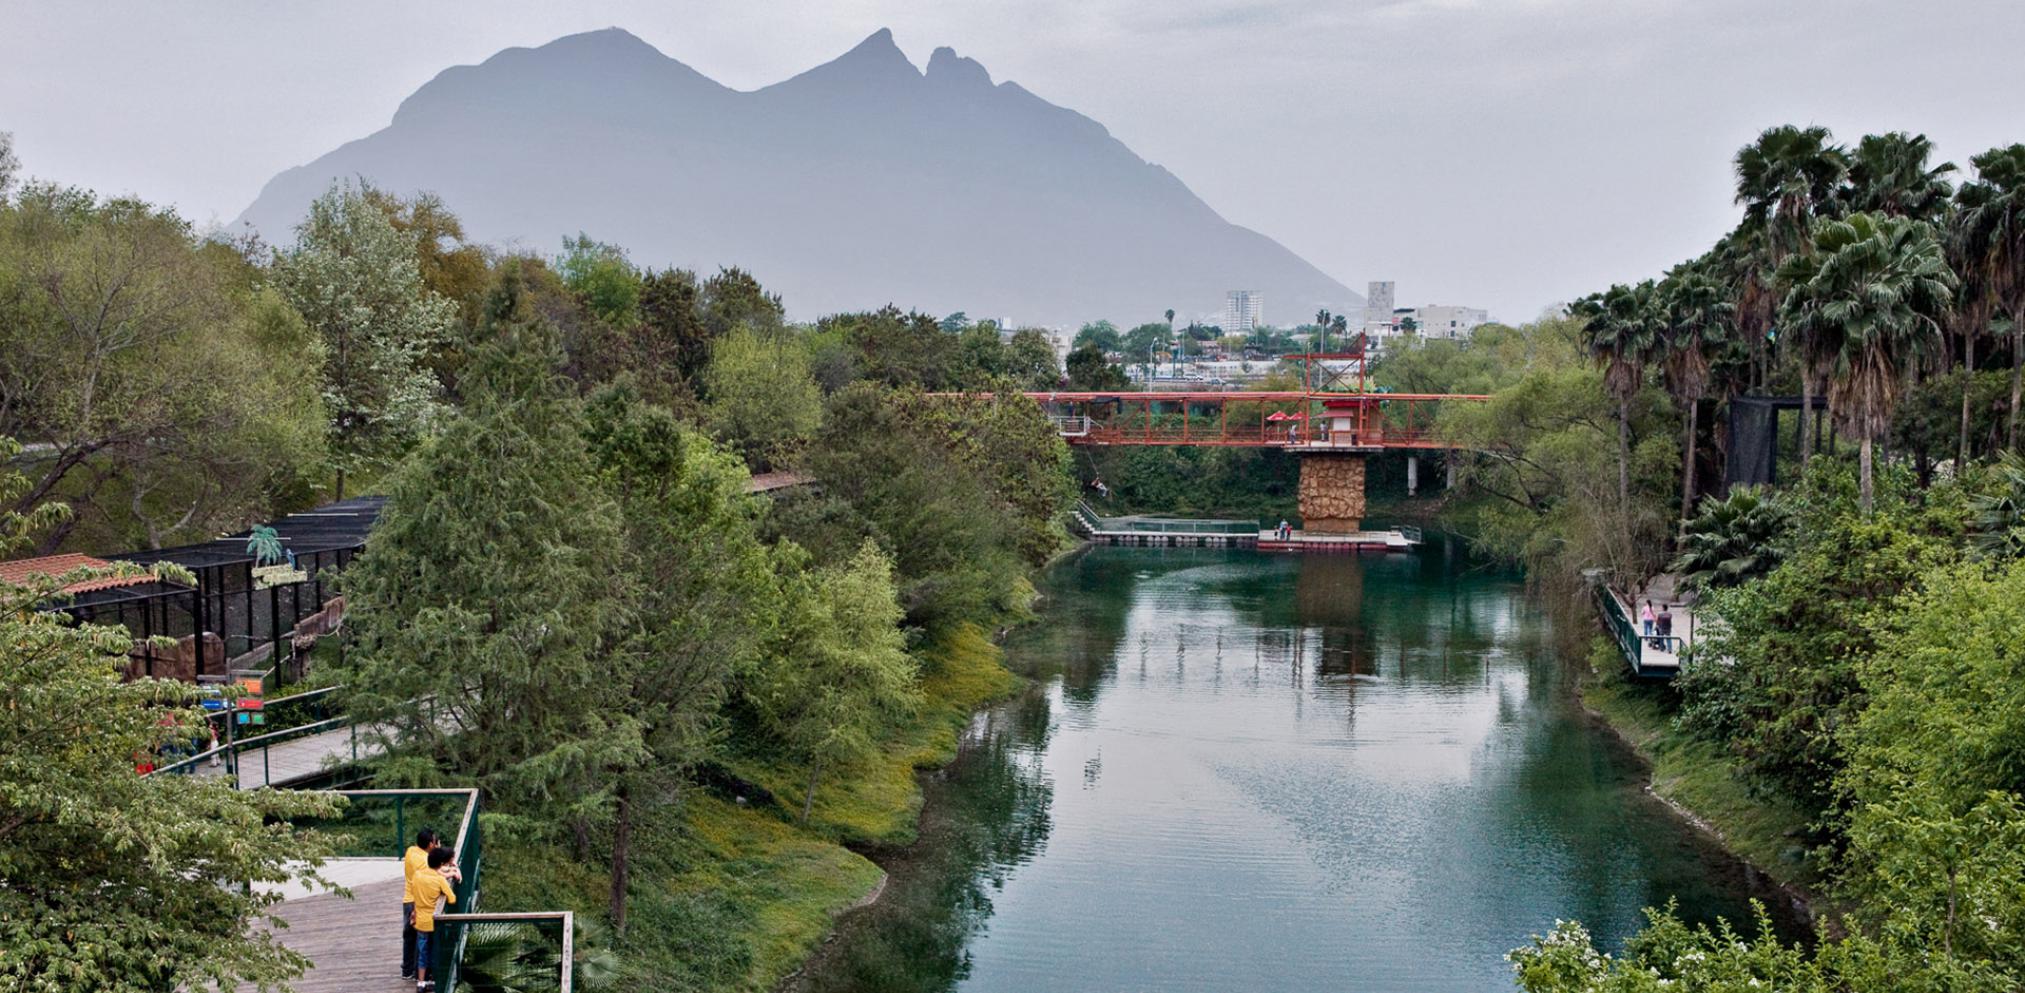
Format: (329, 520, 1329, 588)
(411, 847, 460, 992)
(402, 828, 439, 980)
(1639, 601, 1656, 639)
(1657, 606, 1674, 642)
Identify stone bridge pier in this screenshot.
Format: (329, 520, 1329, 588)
(1296, 451, 1367, 533)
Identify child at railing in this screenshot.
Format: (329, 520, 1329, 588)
(411, 846, 459, 992)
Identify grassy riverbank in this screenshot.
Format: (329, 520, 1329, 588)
(483, 624, 1020, 990)
(1577, 639, 1820, 901)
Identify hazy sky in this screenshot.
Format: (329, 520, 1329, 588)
(4, 0, 2022, 323)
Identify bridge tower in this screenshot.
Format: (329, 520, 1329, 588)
(1296, 451, 1367, 533)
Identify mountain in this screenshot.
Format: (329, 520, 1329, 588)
(235, 28, 1359, 326)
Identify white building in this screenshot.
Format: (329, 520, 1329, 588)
(1223, 290, 1264, 334)
(1405, 304, 1490, 340)
(1362, 281, 1395, 330)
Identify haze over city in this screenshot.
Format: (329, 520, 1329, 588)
(6, 0, 2022, 322)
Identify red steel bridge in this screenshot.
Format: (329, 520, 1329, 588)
(1018, 351, 1488, 449)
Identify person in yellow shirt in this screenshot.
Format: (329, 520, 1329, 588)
(411, 847, 459, 992)
(400, 828, 439, 980)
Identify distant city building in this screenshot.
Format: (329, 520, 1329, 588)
(1354, 285, 1491, 351)
(1223, 290, 1264, 334)
(1362, 281, 1395, 330)
(1407, 304, 1491, 339)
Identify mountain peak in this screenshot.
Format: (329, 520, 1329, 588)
(839, 28, 913, 69)
(925, 46, 992, 88)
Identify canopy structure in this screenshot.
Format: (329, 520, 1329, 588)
(39, 497, 386, 684)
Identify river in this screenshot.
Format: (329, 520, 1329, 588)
(792, 542, 1802, 993)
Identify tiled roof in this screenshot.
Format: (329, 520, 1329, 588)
(0, 553, 162, 594)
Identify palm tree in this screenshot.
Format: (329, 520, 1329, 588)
(1778, 213, 1957, 512)
(1843, 131, 1956, 221)
(1734, 125, 1850, 464)
(1578, 281, 1664, 513)
(1952, 145, 2025, 449)
(1314, 308, 1332, 352)
(1659, 266, 1737, 523)
(1671, 485, 1791, 590)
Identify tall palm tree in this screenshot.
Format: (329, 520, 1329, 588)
(1778, 213, 1957, 512)
(1578, 281, 1664, 513)
(1660, 266, 1737, 523)
(1953, 145, 2025, 449)
(1735, 125, 1850, 464)
(1843, 131, 1956, 221)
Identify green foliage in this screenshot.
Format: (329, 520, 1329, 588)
(556, 233, 643, 327)
(802, 384, 1026, 633)
(273, 180, 454, 498)
(703, 326, 822, 471)
(1671, 485, 1791, 591)
(341, 270, 633, 818)
(1072, 319, 1120, 353)
(1966, 451, 2025, 558)
(0, 185, 328, 549)
(749, 541, 920, 820)
(1065, 342, 1127, 390)
(909, 390, 1075, 566)
(1676, 463, 1965, 817)
(698, 266, 784, 340)
(0, 439, 342, 992)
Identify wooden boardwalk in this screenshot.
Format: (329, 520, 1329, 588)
(189, 722, 367, 789)
(268, 875, 413, 993)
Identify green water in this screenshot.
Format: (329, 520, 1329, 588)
(793, 544, 1803, 992)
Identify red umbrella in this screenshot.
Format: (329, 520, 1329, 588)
(1266, 411, 1290, 421)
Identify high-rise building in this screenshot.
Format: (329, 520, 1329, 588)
(1223, 290, 1263, 333)
(1363, 281, 1395, 329)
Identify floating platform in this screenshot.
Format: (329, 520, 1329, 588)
(1257, 530, 1420, 553)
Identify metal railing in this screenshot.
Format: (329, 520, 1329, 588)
(1072, 501, 1256, 536)
(435, 912, 573, 993)
(292, 790, 491, 992)
(149, 713, 366, 787)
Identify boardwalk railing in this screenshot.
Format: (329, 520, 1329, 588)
(1591, 582, 1685, 678)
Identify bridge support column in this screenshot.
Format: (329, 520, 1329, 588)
(1407, 455, 1419, 497)
(1296, 451, 1367, 533)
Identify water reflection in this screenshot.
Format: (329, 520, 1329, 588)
(793, 545, 1801, 993)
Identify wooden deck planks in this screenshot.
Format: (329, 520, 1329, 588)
(268, 877, 414, 993)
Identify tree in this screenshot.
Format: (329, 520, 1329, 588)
(0, 436, 342, 992)
(1778, 213, 1956, 512)
(1952, 146, 2025, 449)
(0, 131, 17, 202)
(1073, 319, 1120, 353)
(1967, 451, 2025, 558)
(702, 326, 821, 470)
(0, 185, 328, 551)
(1123, 322, 1173, 378)
(699, 266, 784, 339)
(554, 233, 642, 328)
(1843, 131, 1956, 222)
(749, 540, 919, 822)
(1066, 342, 1127, 390)
(1734, 125, 1850, 464)
(636, 267, 708, 388)
(581, 385, 776, 933)
(341, 271, 631, 819)
(273, 181, 455, 499)
(1670, 485, 1790, 590)
(1577, 281, 1663, 515)
(1659, 266, 1737, 521)
(1005, 328, 1063, 389)
(806, 384, 1021, 631)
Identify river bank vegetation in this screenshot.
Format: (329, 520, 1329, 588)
(1376, 124, 2025, 989)
(0, 129, 1076, 991)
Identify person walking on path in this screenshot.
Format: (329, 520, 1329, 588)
(1657, 606, 1674, 642)
(411, 847, 459, 992)
(1640, 600, 1656, 638)
(401, 828, 439, 980)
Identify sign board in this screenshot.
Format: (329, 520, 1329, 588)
(252, 564, 308, 589)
